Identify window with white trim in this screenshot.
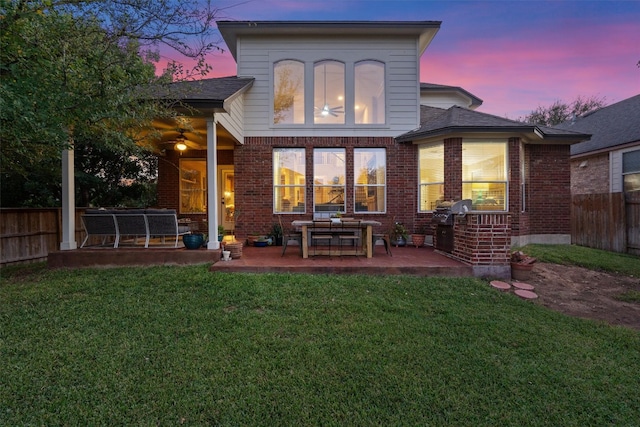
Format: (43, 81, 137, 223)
(273, 60, 304, 124)
(272, 57, 386, 127)
(313, 148, 345, 214)
(314, 60, 345, 124)
(462, 141, 508, 211)
(418, 143, 444, 211)
(273, 148, 306, 213)
(623, 149, 640, 192)
(354, 148, 386, 213)
(355, 61, 385, 124)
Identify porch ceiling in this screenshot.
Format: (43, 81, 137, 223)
(151, 116, 236, 152)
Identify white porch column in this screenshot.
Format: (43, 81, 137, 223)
(206, 116, 220, 250)
(60, 148, 77, 250)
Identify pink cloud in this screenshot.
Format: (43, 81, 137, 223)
(423, 20, 639, 118)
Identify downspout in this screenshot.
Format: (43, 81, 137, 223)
(206, 115, 220, 250)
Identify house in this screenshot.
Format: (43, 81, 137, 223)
(61, 20, 591, 278)
(556, 94, 640, 255)
(556, 94, 640, 195)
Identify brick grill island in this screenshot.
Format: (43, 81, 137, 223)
(453, 213, 511, 279)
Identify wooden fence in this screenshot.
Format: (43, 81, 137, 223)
(571, 191, 640, 256)
(0, 208, 85, 266)
(2, 194, 638, 266)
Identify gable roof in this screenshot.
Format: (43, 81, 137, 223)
(396, 106, 590, 144)
(555, 94, 640, 156)
(158, 76, 254, 112)
(420, 83, 483, 108)
(217, 21, 441, 60)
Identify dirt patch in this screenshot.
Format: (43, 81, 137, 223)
(514, 263, 640, 331)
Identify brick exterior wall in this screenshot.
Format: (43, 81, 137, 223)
(452, 213, 511, 265)
(571, 153, 609, 195)
(234, 136, 420, 238)
(527, 144, 572, 235)
(443, 138, 462, 201)
(155, 135, 572, 268)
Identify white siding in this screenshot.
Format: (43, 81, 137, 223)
(217, 95, 245, 144)
(235, 36, 421, 138)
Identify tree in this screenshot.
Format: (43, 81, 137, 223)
(520, 95, 606, 126)
(0, 0, 220, 206)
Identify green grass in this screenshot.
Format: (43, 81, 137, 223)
(1, 263, 639, 426)
(519, 244, 640, 277)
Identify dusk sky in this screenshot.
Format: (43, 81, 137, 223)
(160, 0, 640, 119)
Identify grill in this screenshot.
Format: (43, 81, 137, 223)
(431, 199, 471, 252)
(432, 207, 455, 225)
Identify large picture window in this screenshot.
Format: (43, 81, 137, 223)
(622, 149, 640, 192)
(462, 141, 508, 211)
(354, 148, 386, 213)
(313, 148, 345, 214)
(418, 144, 444, 211)
(179, 159, 207, 214)
(314, 61, 345, 124)
(355, 61, 385, 124)
(273, 60, 304, 124)
(273, 148, 306, 213)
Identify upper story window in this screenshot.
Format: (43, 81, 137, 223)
(462, 141, 508, 211)
(355, 61, 385, 124)
(418, 143, 444, 212)
(272, 56, 386, 127)
(314, 61, 345, 124)
(273, 60, 304, 124)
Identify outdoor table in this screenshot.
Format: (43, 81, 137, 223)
(291, 219, 381, 259)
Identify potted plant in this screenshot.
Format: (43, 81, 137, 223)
(511, 250, 537, 281)
(270, 223, 283, 246)
(390, 222, 408, 247)
(218, 225, 225, 242)
(411, 223, 427, 248)
(247, 232, 261, 246)
(183, 233, 204, 249)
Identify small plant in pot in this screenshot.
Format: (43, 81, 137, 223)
(390, 222, 408, 247)
(270, 223, 283, 246)
(218, 225, 225, 242)
(411, 223, 427, 248)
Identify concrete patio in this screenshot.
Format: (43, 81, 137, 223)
(48, 240, 473, 277)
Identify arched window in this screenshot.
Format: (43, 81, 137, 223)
(314, 60, 345, 124)
(355, 60, 385, 124)
(273, 60, 304, 124)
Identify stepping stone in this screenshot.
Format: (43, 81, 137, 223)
(512, 281, 535, 291)
(514, 289, 538, 299)
(490, 280, 511, 291)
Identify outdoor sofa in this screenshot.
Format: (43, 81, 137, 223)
(81, 209, 190, 248)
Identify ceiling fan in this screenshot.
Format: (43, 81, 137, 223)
(314, 63, 344, 118)
(152, 117, 204, 152)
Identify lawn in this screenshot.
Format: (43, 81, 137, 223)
(1, 262, 639, 426)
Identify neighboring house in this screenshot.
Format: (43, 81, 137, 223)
(556, 94, 640, 255)
(556, 94, 640, 195)
(62, 20, 591, 277)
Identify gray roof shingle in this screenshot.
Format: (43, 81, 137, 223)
(396, 105, 590, 143)
(157, 76, 254, 110)
(555, 94, 640, 156)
